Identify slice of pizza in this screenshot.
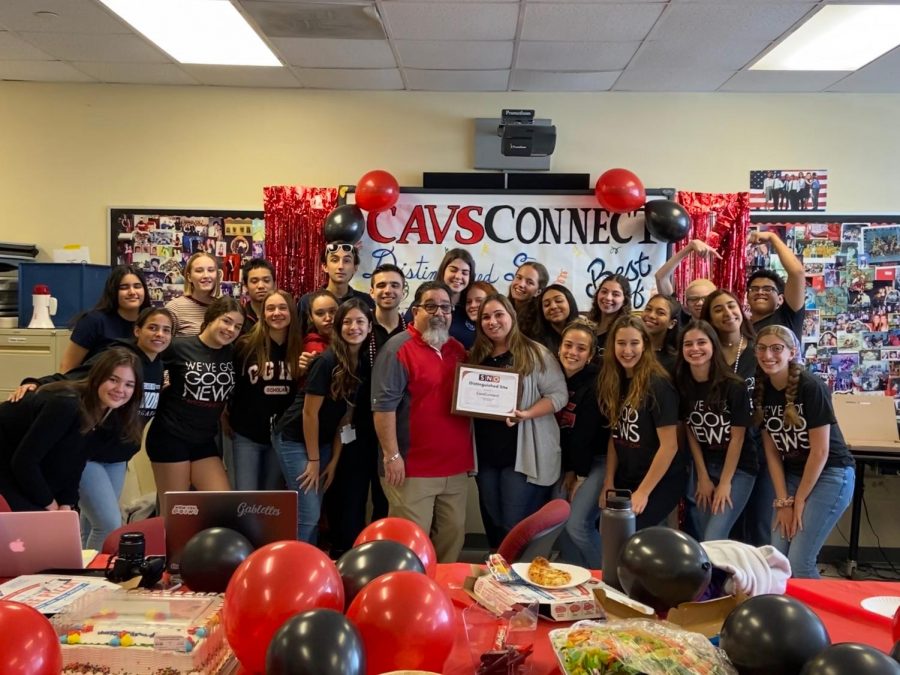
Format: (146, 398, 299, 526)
(527, 556, 572, 586)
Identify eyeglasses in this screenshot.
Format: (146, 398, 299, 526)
(685, 295, 709, 305)
(749, 285, 779, 295)
(417, 303, 454, 315)
(325, 243, 354, 254)
(754, 343, 787, 355)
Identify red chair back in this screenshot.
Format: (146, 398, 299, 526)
(0, 495, 11, 512)
(497, 499, 571, 563)
(101, 516, 166, 557)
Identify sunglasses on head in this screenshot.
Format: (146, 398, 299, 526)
(325, 243, 355, 254)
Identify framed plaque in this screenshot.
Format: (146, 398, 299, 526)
(451, 363, 522, 421)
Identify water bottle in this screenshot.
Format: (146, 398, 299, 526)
(601, 489, 635, 591)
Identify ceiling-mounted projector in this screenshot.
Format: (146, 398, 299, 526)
(497, 108, 557, 157)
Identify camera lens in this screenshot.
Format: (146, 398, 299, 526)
(117, 532, 146, 563)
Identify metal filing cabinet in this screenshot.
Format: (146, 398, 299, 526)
(0, 328, 71, 399)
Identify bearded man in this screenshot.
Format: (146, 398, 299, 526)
(372, 281, 475, 562)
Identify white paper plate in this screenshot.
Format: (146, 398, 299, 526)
(511, 562, 592, 590)
(859, 595, 900, 618)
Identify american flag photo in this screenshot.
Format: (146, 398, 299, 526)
(749, 169, 828, 212)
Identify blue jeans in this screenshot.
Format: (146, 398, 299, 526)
(79, 461, 127, 550)
(231, 432, 284, 491)
(272, 433, 331, 544)
(558, 458, 605, 569)
(475, 465, 551, 549)
(772, 465, 854, 578)
(692, 462, 756, 542)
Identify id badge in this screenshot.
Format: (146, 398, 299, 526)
(340, 424, 357, 444)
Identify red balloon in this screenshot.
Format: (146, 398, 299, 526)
(0, 600, 62, 675)
(893, 603, 900, 642)
(595, 168, 646, 214)
(356, 170, 400, 213)
(346, 572, 455, 675)
(353, 517, 437, 578)
(223, 541, 344, 674)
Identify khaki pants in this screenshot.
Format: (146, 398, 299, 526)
(380, 473, 469, 563)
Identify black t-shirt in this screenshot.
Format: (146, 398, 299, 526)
(761, 370, 855, 476)
(612, 374, 681, 489)
(355, 316, 406, 444)
(753, 303, 805, 342)
(655, 349, 678, 378)
(683, 379, 758, 475)
(230, 339, 297, 444)
(70, 310, 135, 363)
(556, 363, 608, 476)
(282, 349, 353, 446)
(156, 336, 235, 443)
(473, 352, 518, 469)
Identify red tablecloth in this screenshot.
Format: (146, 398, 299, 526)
(436, 563, 899, 675)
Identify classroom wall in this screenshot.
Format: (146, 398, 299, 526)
(1, 82, 900, 260)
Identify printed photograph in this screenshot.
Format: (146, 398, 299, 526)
(749, 169, 827, 212)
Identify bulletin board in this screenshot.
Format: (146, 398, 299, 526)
(750, 213, 900, 421)
(110, 208, 265, 306)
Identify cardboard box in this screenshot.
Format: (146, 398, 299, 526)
(465, 573, 606, 622)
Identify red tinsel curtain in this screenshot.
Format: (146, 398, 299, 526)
(673, 191, 751, 301)
(263, 186, 338, 299)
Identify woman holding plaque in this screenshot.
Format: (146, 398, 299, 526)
(598, 315, 683, 529)
(468, 294, 567, 547)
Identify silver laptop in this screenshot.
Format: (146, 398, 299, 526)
(0, 511, 84, 577)
(833, 394, 900, 452)
(162, 491, 298, 573)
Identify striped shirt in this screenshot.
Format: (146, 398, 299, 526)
(164, 295, 211, 337)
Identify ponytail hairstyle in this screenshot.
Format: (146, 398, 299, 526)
(644, 293, 681, 356)
(135, 306, 175, 330)
(199, 296, 243, 333)
(508, 261, 550, 340)
(675, 320, 743, 417)
(42, 347, 144, 445)
(329, 298, 373, 402)
(237, 289, 303, 382)
(468, 294, 546, 376)
(559, 318, 598, 363)
(300, 289, 339, 339)
(587, 274, 633, 326)
(597, 314, 666, 424)
(752, 324, 803, 427)
(183, 252, 221, 297)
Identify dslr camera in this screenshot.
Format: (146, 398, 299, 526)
(105, 532, 166, 588)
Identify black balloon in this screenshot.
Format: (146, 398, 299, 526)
(616, 527, 712, 614)
(892, 639, 900, 663)
(801, 642, 900, 674)
(336, 540, 426, 608)
(644, 199, 691, 243)
(720, 594, 831, 675)
(323, 204, 365, 244)
(179, 527, 254, 593)
(266, 608, 365, 675)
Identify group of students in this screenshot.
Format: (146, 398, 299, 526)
(0, 230, 856, 578)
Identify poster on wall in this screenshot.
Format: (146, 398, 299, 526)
(347, 190, 673, 310)
(110, 208, 265, 306)
(749, 169, 827, 212)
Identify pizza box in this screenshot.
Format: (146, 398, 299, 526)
(464, 571, 606, 622)
(592, 584, 749, 638)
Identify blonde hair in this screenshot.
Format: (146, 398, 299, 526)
(183, 252, 221, 297)
(752, 324, 803, 428)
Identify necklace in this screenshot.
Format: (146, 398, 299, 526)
(732, 336, 744, 374)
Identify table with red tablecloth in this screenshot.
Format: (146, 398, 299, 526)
(436, 563, 898, 675)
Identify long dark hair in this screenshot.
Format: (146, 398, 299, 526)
(700, 289, 755, 342)
(42, 347, 144, 445)
(676, 320, 743, 416)
(436, 248, 476, 302)
(236, 290, 303, 382)
(587, 274, 633, 327)
(644, 293, 681, 356)
(509, 261, 549, 340)
(538, 284, 580, 334)
(72, 265, 150, 326)
(300, 289, 339, 339)
(330, 299, 373, 401)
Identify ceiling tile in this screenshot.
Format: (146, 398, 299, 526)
(0, 31, 53, 60)
(19, 32, 168, 63)
(381, 2, 519, 40)
(649, 2, 815, 42)
(521, 3, 664, 42)
(395, 40, 513, 69)
(72, 62, 198, 85)
(517, 41, 639, 71)
(0, 0, 130, 34)
(242, 1, 386, 39)
(613, 67, 734, 91)
(294, 67, 403, 89)
(179, 65, 303, 87)
(631, 37, 768, 71)
(719, 70, 849, 92)
(271, 37, 395, 68)
(405, 68, 509, 91)
(827, 46, 900, 93)
(510, 69, 620, 91)
(0, 59, 94, 81)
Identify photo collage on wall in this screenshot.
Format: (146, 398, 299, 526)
(750, 215, 900, 420)
(111, 209, 265, 306)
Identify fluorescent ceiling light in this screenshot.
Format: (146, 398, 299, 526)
(99, 0, 281, 67)
(751, 4, 900, 71)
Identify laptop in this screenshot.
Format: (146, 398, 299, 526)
(162, 491, 298, 573)
(0, 511, 84, 577)
(833, 394, 900, 453)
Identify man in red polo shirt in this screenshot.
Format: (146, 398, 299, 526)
(372, 280, 475, 562)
